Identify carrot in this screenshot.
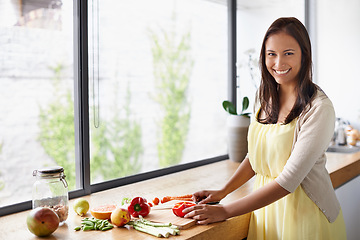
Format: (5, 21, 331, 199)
(161, 195, 193, 203)
(161, 196, 171, 204)
(169, 197, 193, 201)
(171, 194, 193, 199)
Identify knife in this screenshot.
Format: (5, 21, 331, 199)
(195, 201, 220, 205)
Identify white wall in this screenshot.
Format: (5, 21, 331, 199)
(335, 176, 360, 240)
(0, 0, 20, 27)
(315, 2, 360, 239)
(236, 0, 305, 112)
(317, 0, 360, 129)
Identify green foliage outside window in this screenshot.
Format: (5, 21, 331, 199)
(38, 64, 143, 189)
(149, 16, 193, 167)
(38, 64, 76, 188)
(90, 84, 143, 181)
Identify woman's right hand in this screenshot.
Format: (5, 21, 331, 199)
(192, 190, 226, 204)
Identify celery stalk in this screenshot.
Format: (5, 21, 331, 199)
(128, 219, 180, 238)
(156, 226, 177, 236)
(133, 225, 162, 238)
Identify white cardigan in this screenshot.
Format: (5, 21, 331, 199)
(252, 89, 340, 223)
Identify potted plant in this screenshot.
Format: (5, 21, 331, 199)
(223, 97, 250, 162)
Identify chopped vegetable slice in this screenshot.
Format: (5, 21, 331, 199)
(172, 202, 196, 218)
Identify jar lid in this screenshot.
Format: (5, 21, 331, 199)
(33, 166, 64, 177)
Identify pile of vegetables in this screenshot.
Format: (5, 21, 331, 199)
(119, 195, 196, 237)
(73, 194, 195, 237)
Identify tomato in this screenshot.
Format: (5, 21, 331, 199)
(172, 202, 196, 218)
(152, 197, 160, 205)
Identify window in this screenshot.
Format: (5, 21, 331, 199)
(0, 0, 75, 210)
(88, 0, 228, 185)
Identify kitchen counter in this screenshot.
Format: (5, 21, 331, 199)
(0, 151, 359, 240)
(326, 151, 360, 188)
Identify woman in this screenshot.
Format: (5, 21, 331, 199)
(183, 17, 346, 239)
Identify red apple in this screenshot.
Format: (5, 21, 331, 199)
(27, 207, 60, 237)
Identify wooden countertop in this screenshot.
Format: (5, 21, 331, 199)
(326, 151, 360, 188)
(1, 152, 359, 240)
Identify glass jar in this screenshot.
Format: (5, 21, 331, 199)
(32, 166, 69, 224)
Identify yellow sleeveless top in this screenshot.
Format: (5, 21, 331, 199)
(247, 115, 346, 240)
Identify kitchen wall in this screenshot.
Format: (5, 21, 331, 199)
(236, 0, 305, 112)
(319, 3, 360, 239)
(0, 1, 20, 27)
(335, 176, 360, 240)
(316, 0, 360, 130)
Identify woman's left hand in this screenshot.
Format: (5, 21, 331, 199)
(182, 204, 228, 225)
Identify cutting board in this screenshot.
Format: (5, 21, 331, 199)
(143, 200, 197, 229)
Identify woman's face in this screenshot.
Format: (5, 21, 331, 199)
(265, 31, 302, 88)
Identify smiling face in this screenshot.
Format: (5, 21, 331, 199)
(265, 31, 302, 88)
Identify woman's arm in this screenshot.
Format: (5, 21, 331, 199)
(221, 157, 256, 196)
(275, 99, 335, 192)
(193, 157, 255, 204)
(224, 180, 289, 218)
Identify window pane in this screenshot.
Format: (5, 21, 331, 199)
(236, 0, 305, 109)
(0, 0, 75, 208)
(89, 0, 228, 184)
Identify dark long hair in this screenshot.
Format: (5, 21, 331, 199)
(258, 17, 317, 124)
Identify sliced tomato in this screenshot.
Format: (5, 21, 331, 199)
(172, 202, 196, 218)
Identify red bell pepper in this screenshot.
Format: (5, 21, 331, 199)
(172, 201, 196, 218)
(128, 197, 151, 217)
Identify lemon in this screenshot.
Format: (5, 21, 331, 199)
(73, 198, 90, 216)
